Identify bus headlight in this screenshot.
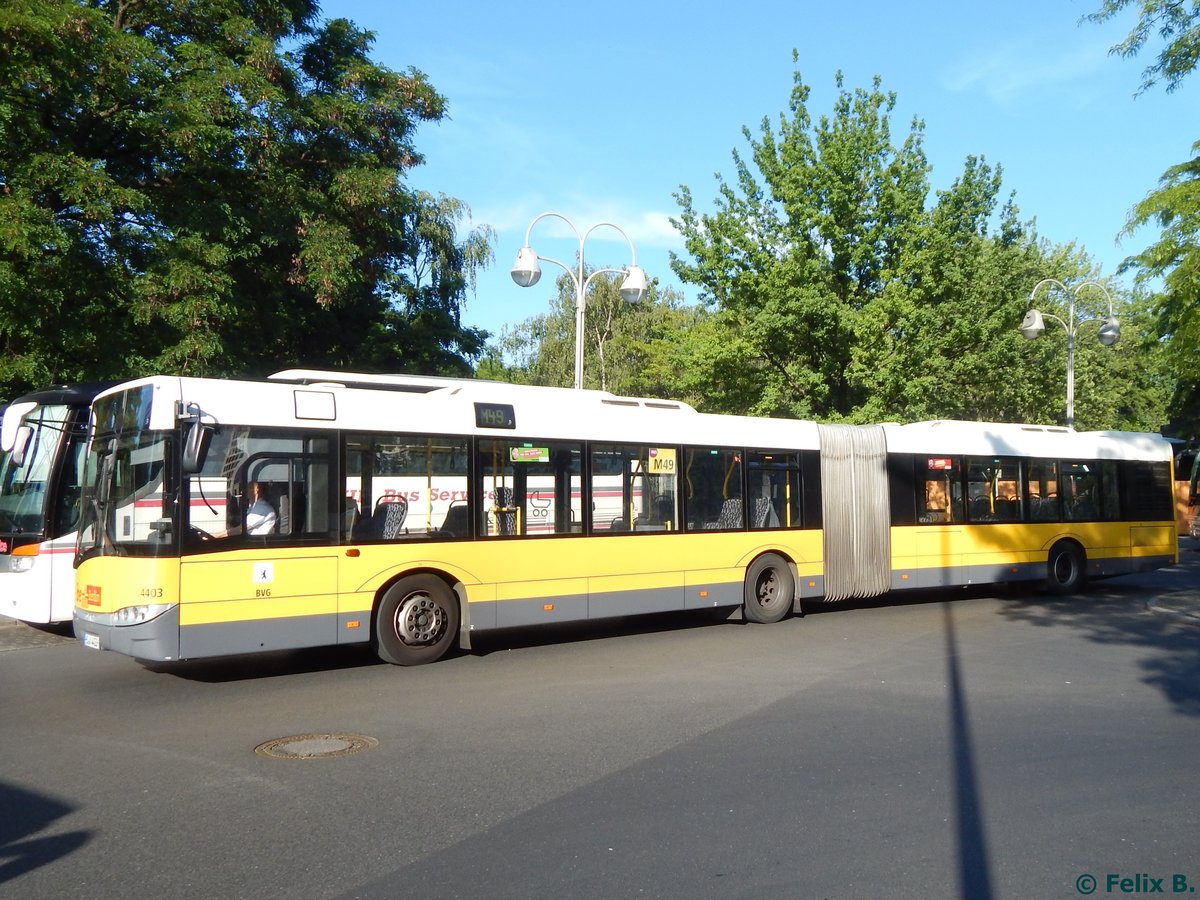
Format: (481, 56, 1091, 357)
(113, 603, 172, 626)
(8, 543, 39, 573)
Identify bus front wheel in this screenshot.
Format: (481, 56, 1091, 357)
(1045, 541, 1086, 595)
(744, 553, 795, 624)
(374, 574, 459, 665)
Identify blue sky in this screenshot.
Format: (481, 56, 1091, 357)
(329, 0, 1197, 342)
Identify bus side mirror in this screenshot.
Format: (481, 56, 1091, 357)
(182, 422, 212, 475)
(1, 400, 37, 453)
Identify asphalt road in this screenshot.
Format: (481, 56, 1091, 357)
(2, 547, 1199, 899)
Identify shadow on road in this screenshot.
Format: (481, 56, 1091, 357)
(139, 643, 382, 683)
(943, 602, 994, 900)
(145, 609, 731, 682)
(0, 782, 90, 886)
(997, 585, 1200, 716)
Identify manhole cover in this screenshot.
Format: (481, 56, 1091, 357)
(254, 733, 378, 760)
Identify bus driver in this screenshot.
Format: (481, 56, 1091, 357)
(245, 482, 277, 535)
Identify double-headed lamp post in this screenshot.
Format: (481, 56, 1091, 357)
(1019, 278, 1121, 428)
(510, 211, 648, 390)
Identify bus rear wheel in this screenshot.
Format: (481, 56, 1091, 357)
(374, 574, 459, 666)
(744, 553, 794, 624)
(1045, 541, 1086, 595)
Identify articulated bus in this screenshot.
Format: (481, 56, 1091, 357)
(0, 384, 109, 624)
(72, 371, 1176, 666)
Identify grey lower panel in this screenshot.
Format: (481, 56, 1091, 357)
(892, 562, 1042, 591)
(887, 554, 1155, 593)
(685, 581, 742, 611)
(338, 612, 371, 645)
(179, 613, 337, 660)
(74, 605, 181, 661)
(1128, 554, 1174, 575)
(472, 583, 727, 633)
(796, 575, 825, 601)
(593, 585, 685, 618)
(495, 592, 587, 629)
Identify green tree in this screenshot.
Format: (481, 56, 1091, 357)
(1115, 146, 1200, 429)
(0, 0, 492, 401)
(670, 61, 1169, 430)
(673, 68, 930, 419)
(496, 272, 698, 396)
(1086, 0, 1200, 93)
(1088, 0, 1200, 433)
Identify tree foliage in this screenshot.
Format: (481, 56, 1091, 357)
(669, 61, 1169, 430)
(1120, 145, 1200, 366)
(0, 0, 493, 400)
(1087, 0, 1200, 93)
(494, 272, 699, 397)
(1088, 1, 1200, 433)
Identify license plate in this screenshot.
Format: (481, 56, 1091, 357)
(82, 632, 100, 650)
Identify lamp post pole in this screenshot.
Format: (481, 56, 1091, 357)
(1020, 279, 1121, 428)
(510, 212, 647, 390)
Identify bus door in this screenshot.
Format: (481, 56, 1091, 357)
(587, 443, 683, 617)
(915, 455, 963, 588)
(476, 439, 587, 626)
(181, 431, 339, 657)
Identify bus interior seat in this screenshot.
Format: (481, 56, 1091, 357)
(707, 497, 743, 530)
(753, 497, 778, 528)
(492, 487, 516, 535)
(439, 501, 469, 537)
(372, 496, 408, 539)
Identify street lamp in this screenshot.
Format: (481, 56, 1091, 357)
(510, 211, 648, 390)
(1019, 278, 1121, 428)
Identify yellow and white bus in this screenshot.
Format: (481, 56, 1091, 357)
(1, 383, 109, 624)
(72, 371, 1176, 666)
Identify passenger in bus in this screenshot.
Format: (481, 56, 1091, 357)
(245, 482, 277, 535)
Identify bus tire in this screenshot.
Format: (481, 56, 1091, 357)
(744, 553, 794, 624)
(374, 574, 459, 666)
(1045, 541, 1086, 595)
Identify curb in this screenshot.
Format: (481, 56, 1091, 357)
(1146, 591, 1200, 625)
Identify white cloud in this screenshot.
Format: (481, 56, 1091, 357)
(475, 199, 683, 254)
(944, 36, 1113, 105)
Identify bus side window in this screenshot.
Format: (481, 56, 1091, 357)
(1027, 459, 1060, 521)
(1061, 461, 1098, 522)
(685, 447, 742, 531)
(479, 439, 582, 537)
(345, 433, 470, 542)
(746, 451, 800, 530)
(590, 444, 675, 533)
(966, 457, 1021, 523)
(918, 456, 961, 523)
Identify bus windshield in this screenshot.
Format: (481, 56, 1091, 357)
(0, 403, 72, 538)
(77, 388, 176, 560)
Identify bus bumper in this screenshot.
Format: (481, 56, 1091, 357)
(74, 604, 181, 661)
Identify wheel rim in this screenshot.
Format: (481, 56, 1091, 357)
(1052, 552, 1076, 586)
(393, 592, 447, 646)
(755, 568, 779, 608)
